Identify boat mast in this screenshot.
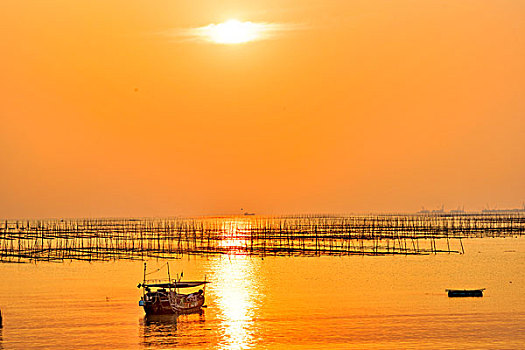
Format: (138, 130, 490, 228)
(142, 262, 147, 297)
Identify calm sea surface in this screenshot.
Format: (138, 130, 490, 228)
(0, 237, 524, 349)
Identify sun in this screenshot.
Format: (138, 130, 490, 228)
(204, 19, 263, 44)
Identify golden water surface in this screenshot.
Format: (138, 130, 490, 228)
(0, 237, 524, 349)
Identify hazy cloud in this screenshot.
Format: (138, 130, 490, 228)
(162, 20, 306, 44)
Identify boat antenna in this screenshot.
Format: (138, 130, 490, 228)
(167, 262, 171, 283)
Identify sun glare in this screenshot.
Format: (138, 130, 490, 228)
(183, 19, 299, 44)
(203, 19, 263, 44)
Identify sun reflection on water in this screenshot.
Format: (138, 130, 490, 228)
(209, 220, 262, 349)
(219, 219, 252, 252)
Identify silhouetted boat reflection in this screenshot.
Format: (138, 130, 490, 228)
(141, 312, 207, 348)
(143, 314, 179, 326)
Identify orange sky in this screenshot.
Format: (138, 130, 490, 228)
(1, 0, 524, 218)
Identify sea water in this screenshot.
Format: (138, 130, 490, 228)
(0, 237, 523, 349)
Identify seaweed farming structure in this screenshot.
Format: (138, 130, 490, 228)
(0, 214, 523, 262)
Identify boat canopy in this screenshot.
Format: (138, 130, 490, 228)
(139, 281, 209, 289)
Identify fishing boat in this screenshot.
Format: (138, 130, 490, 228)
(446, 288, 485, 297)
(138, 263, 209, 315)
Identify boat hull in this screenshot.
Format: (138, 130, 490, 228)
(447, 289, 484, 297)
(141, 290, 205, 315)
